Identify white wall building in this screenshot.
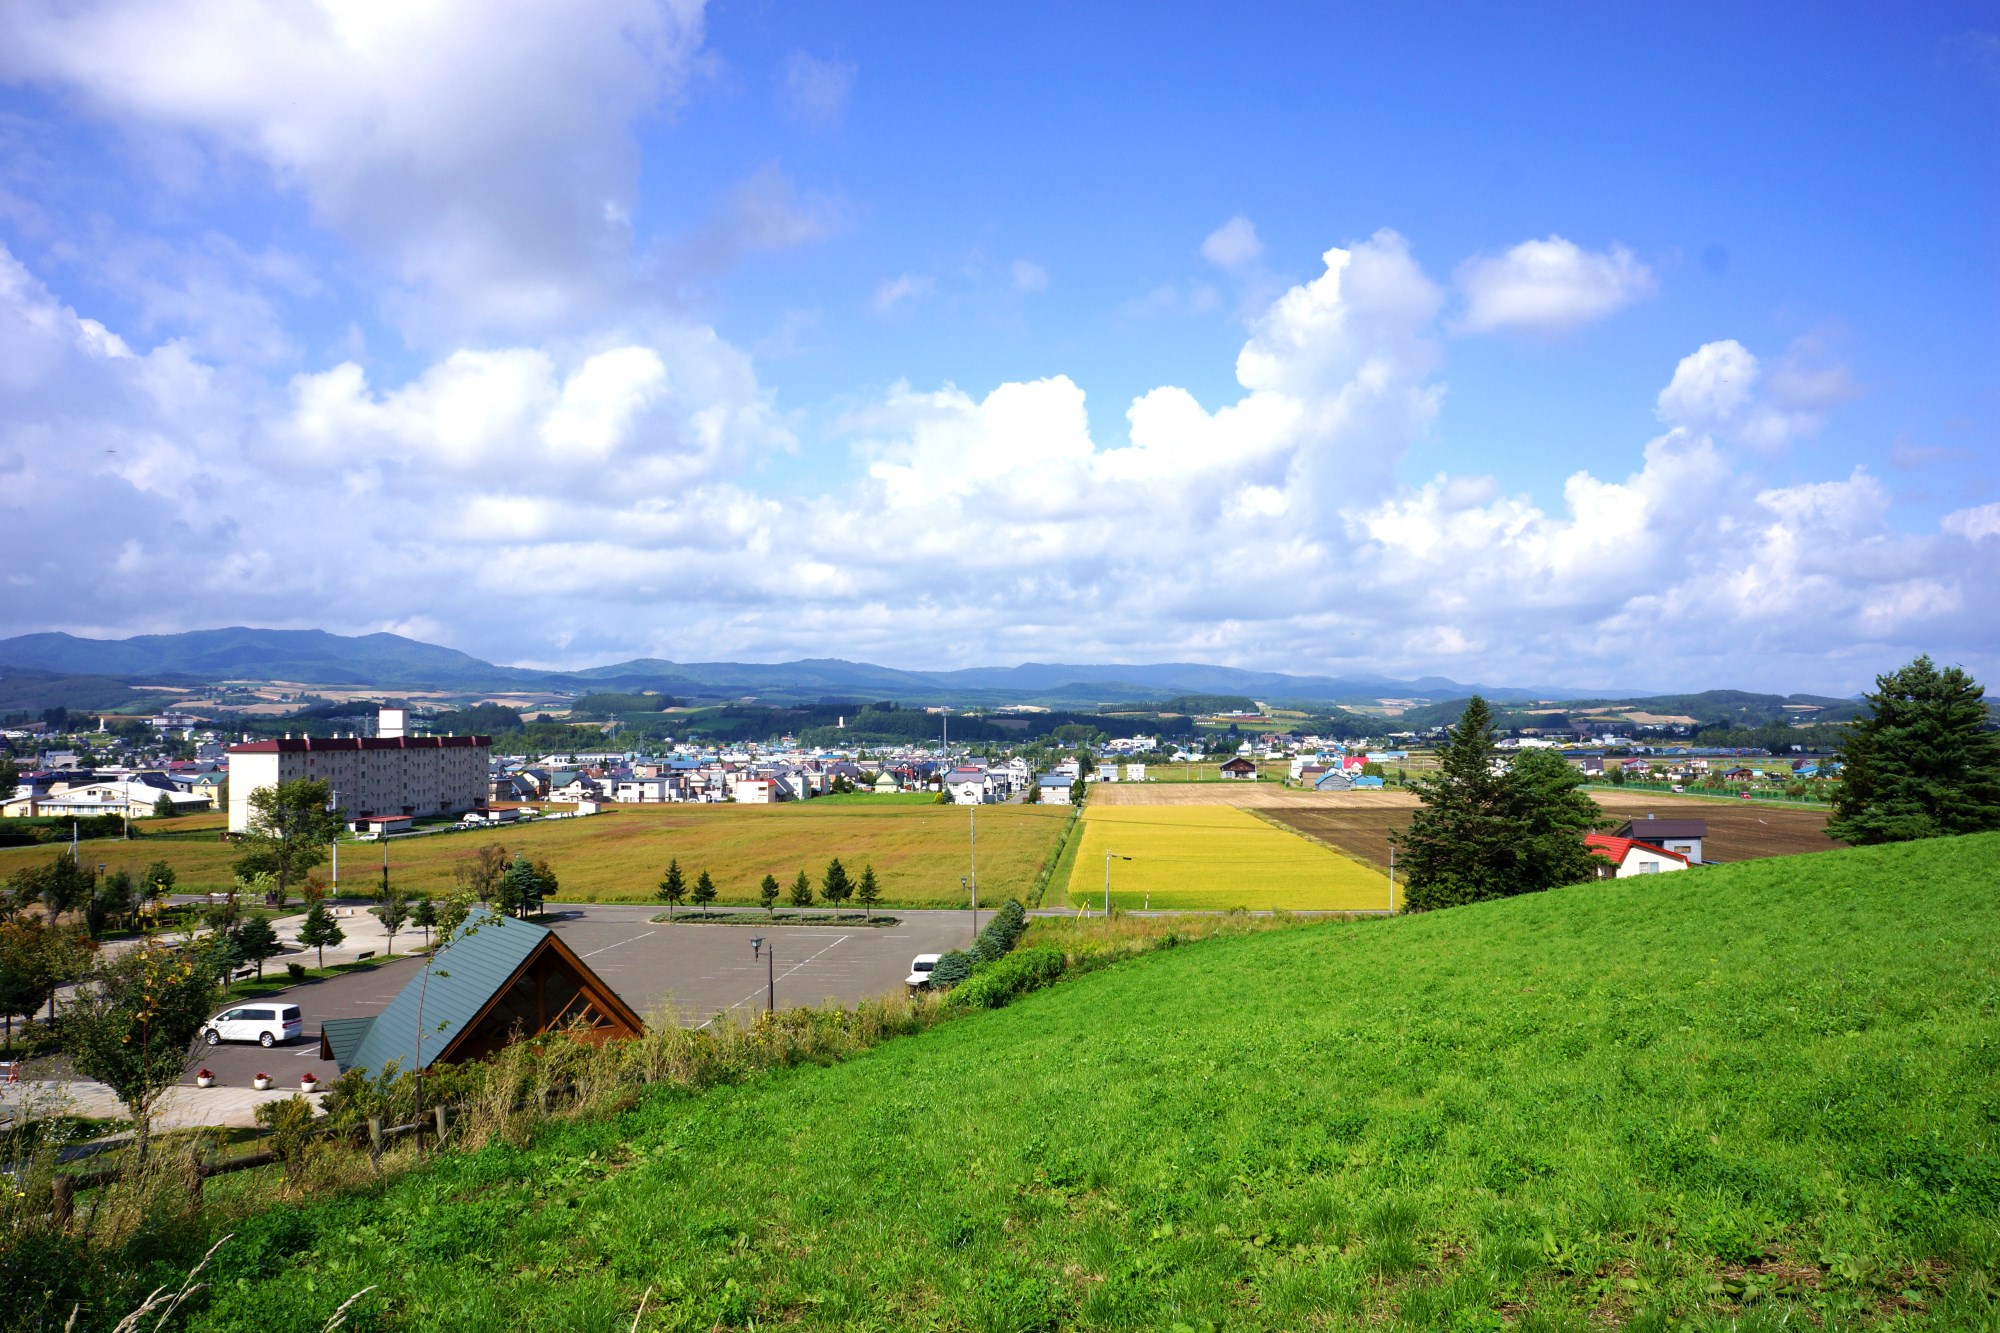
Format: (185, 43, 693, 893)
(227, 711, 491, 833)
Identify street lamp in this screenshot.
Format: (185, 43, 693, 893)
(749, 936, 775, 1014)
(967, 803, 978, 938)
(1103, 852, 1131, 916)
(1387, 835, 1397, 914)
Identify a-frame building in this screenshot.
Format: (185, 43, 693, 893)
(321, 907, 644, 1076)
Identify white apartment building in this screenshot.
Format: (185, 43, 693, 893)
(227, 711, 492, 832)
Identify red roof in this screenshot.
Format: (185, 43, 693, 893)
(228, 735, 491, 753)
(1584, 833, 1689, 866)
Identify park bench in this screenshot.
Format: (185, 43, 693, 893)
(355, 950, 375, 961)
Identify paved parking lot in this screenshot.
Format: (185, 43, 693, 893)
(185, 905, 986, 1087)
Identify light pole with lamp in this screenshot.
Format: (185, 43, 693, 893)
(1386, 835, 1397, 914)
(968, 802, 978, 938)
(749, 936, 775, 1014)
(327, 789, 340, 899)
(1103, 852, 1130, 916)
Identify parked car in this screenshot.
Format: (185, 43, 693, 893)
(202, 1004, 303, 1048)
(905, 954, 942, 989)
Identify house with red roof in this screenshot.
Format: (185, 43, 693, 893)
(1584, 832, 1691, 879)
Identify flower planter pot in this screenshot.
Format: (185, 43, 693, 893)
(251, 1076, 271, 1091)
(300, 1079, 318, 1093)
(195, 1076, 214, 1089)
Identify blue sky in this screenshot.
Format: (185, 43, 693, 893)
(0, 2, 1995, 692)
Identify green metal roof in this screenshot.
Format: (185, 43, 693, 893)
(318, 1017, 374, 1069)
(338, 907, 546, 1077)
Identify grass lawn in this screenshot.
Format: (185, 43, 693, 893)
(0, 803, 1073, 908)
(1060, 803, 1397, 912)
(119, 832, 2000, 1332)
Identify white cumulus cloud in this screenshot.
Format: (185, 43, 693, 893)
(0, 0, 709, 335)
(1201, 216, 1264, 272)
(1454, 235, 1656, 334)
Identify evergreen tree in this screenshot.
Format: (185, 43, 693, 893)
(497, 855, 547, 918)
(789, 868, 814, 908)
(232, 913, 281, 979)
(297, 897, 344, 968)
(411, 895, 438, 950)
(1401, 696, 1602, 911)
(759, 873, 780, 917)
(821, 857, 853, 908)
(657, 858, 686, 919)
(151, 793, 177, 820)
(691, 868, 717, 914)
(1508, 749, 1610, 885)
(856, 863, 881, 921)
(1829, 655, 2000, 844)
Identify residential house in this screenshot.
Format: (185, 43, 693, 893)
(1615, 816, 1705, 865)
(1584, 833, 1691, 878)
(1219, 757, 1259, 780)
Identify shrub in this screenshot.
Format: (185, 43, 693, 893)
(968, 898, 1027, 964)
(286, 962, 306, 982)
(945, 945, 1065, 1011)
(929, 950, 975, 988)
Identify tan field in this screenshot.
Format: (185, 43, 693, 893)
(1091, 782, 1420, 810)
(0, 802, 1072, 908)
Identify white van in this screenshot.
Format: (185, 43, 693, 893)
(905, 954, 942, 989)
(202, 1004, 303, 1048)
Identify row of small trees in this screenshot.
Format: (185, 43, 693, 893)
(656, 857, 884, 919)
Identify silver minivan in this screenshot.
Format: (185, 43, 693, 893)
(202, 1004, 303, 1048)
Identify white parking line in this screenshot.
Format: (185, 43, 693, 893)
(581, 930, 657, 959)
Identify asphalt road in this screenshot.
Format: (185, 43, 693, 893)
(185, 904, 985, 1087)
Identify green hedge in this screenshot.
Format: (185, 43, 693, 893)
(945, 945, 1066, 1011)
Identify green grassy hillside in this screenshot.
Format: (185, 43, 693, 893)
(175, 836, 2000, 1328)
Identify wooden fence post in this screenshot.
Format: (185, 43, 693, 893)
(368, 1116, 383, 1169)
(434, 1104, 448, 1144)
(50, 1176, 73, 1229)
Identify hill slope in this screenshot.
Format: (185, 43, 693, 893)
(179, 834, 2000, 1331)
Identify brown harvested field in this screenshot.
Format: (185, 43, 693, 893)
(1092, 783, 1421, 810)
(0, 802, 1073, 908)
(1265, 789, 1841, 869)
(1585, 791, 1842, 862)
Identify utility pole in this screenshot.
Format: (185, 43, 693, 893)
(328, 789, 340, 897)
(968, 802, 978, 938)
(1387, 836, 1397, 914)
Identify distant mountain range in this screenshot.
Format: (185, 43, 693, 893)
(0, 627, 1629, 708)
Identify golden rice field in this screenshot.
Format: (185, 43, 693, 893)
(1058, 803, 1398, 912)
(0, 802, 1073, 909)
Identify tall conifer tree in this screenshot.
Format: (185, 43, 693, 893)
(1829, 656, 2000, 844)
